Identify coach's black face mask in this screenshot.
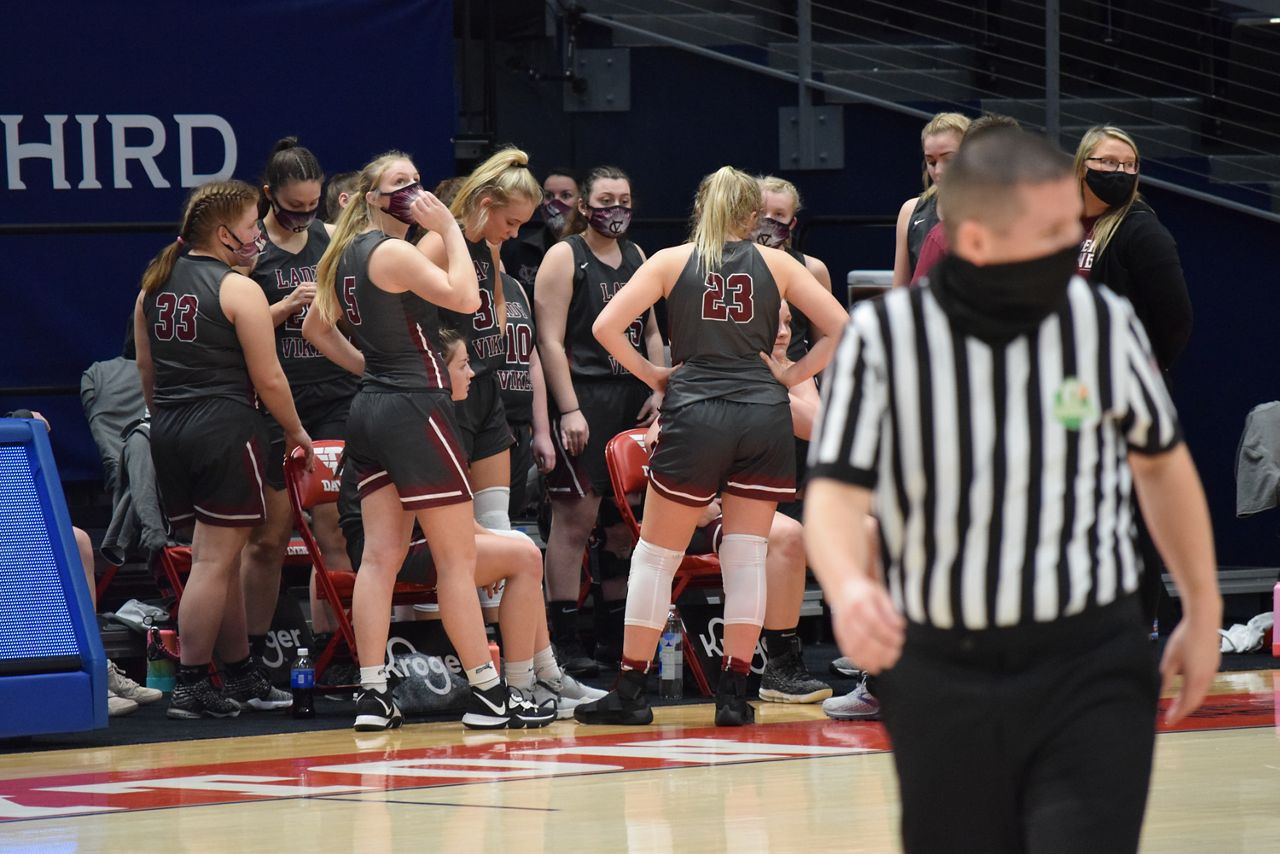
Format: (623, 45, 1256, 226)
(932, 245, 1077, 343)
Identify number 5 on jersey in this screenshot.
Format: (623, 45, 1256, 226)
(701, 272, 754, 322)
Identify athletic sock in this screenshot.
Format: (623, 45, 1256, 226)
(761, 627, 799, 659)
(533, 646, 563, 685)
(466, 660, 502, 692)
(549, 600, 579, 646)
(248, 634, 268, 661)
(504, 658, 535, 691)
(360, 665, 388, 693)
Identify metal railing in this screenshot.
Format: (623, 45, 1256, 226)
(570, 0, 1280, 224)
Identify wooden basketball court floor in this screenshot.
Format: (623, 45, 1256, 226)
(1, 670, 1276, 852)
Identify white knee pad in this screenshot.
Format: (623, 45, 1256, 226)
(473, 486, 511, 531)
(720, 533, 768, 627)
(624, 539, 685, 630)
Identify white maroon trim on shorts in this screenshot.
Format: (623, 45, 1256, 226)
(726, 480, 796, 496)
(547, 427, 587, 498)
(647, 470, 717, 506)
(245, 439, 267, 519)
(358, 469, 391, 490)
(427, 414, 474, 499)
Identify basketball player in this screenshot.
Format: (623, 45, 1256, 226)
(134, 180, 313, 719)
(337, 328, 602, 720)
(752, 176, 833, 361)
(574, 166, 846, 727)
(241, 137, 352, 671)
(302, 152, 548, 731)
(417, 147, 541, 537)
(534, 165, 664, 675)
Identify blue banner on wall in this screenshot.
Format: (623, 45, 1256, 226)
(0, 1, 454, 479)
(1, 0, 455, 225)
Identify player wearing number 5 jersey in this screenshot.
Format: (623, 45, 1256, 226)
(575, 166, 847, 727)
(304, 152, 551, 731)
(535, 165, 664, 675)
(134, 180, 313, 721)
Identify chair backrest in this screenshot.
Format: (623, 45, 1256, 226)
(603, 429, 651, 539)
(285, 440, 345, 511)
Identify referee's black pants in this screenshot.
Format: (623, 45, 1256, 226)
(877, 596, 1159, 854)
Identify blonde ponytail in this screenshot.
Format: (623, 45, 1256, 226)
(313, 151, 410, 324)
(140, 180, 257, 293)
(691, 166, 761, 275)
(449, 146, 541, 237)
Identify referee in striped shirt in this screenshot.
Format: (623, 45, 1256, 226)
(806, 129, 1221, 854)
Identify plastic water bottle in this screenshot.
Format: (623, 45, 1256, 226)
(291, 647, 315, 719)
(659, 606, 684, 699)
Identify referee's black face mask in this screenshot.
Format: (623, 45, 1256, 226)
(936, 245, 1077, 341)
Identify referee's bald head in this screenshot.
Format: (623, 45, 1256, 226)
(941, 129, 1075, 237)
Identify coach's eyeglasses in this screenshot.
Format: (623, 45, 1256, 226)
(1085, 156, 1139, 175)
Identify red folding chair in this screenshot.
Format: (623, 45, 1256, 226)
(604, 429, 722, 697)
(284, 440, 437, 687)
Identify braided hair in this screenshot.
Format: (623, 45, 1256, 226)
(140, 180, 259, 293)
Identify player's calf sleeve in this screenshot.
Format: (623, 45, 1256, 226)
(720, 533, 768, 627)
(624, 539, 685, 630)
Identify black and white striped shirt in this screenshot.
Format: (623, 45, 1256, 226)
(809, 277, 1181, 630)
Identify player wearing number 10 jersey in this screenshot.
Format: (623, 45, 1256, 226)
(575, 166, 846, 728)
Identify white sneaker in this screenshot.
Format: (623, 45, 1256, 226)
(107, 660, 163, 704)
(532, 673, 606, 719)
(559, 673, 607, 702)
(108, 690, 139, 717)
(821, 681, 880, 721)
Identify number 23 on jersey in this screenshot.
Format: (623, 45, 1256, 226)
(701, 272, 755, 322)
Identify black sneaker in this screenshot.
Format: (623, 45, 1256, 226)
(224, 663, 293, 711)
(167, 677, 242, 720)
(555, 638, 600, 678)
(759, 640, 833, 704)
(573, 669, 653, 726)
(354, 687, 404, 731)
(714, 670, 756, 727)
(462, 681, 557, 730)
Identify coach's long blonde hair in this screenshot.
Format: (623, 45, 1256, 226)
(448, 147, 541, 238)
(139, 181, 258, 293)
(313, 151, 412, 324)
(1074, 125, 1142, 261)
(691, 166, 762, 275)
(920, 111, 971, 200)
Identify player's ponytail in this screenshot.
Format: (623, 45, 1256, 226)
(258, 136, 324, 217)
(691, 166, 762, 275)
(140, 180, 258, 293)
(449, 146, 541, 238)
(314, 151, 410, 324)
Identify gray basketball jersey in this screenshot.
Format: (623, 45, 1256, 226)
(337, 231, 450, 393)
(440, 238, 505, 378)
(664, 240, 787, 409)
(252, 218, 347, 387)
(144, 254, 253, 408)
(906, 193, 939, 272)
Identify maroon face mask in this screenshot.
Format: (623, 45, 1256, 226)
(751, 216, 792, 249)
(542, 197, 572, 231)
(586, 204, 632, 238)
(269, 194, 318, 232)
(379, 182, 424, 225)
(222, 224, 265, 261)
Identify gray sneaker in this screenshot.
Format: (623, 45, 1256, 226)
(759, 647, 833, 704)
(168, 677, 241, 719)
(223, 664, 292, 711)
(821, 679, 880, 721)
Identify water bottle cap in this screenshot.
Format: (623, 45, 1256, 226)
(297, 648, 309, 656)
